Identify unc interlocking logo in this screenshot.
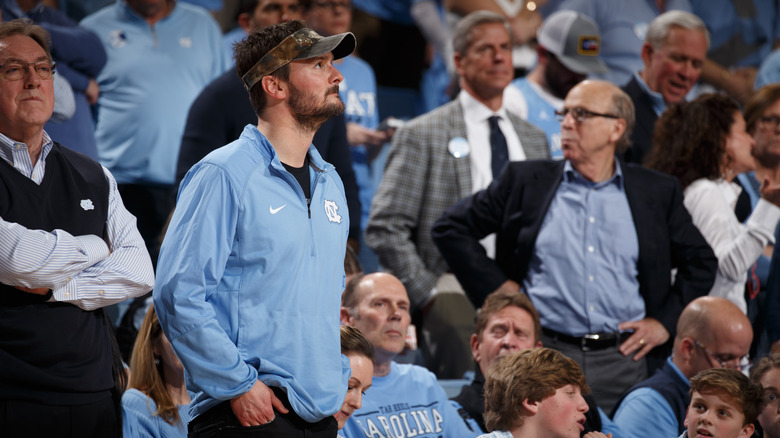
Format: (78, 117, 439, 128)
(324, 200, 341, 224)
(109, 30, 126, 49)
(80, 199, 94, 211)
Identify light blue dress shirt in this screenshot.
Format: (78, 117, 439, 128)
(523, 160, 644, 336)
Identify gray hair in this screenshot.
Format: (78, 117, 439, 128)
(611, 87, 635, 153)
(646, 10, 710, 50)
(452, 11, 511, 55)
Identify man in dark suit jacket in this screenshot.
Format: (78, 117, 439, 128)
(433, 80, 717, 412)
(365, 11, 549, 379)
(621, 10, 709, 165)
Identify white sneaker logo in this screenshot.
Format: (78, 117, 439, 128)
(324, 200, 341, 223)
(269, 204, 287, 215)
(80, 199, 94, 211)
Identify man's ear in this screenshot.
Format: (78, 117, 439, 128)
(261, 75, 286, 100)
(739, 423, 755, 438)
(522, 398, 539, 415)
(679, 337, 696, 362)
(237, 12, 252, 32)
(340, 307, 353, 325)
(640, 42, 654, 68)
(609, 117, 626, 145)
(453, 52, 464, 77)
(683, 407, 690, 428)
(470, 333, 480, 362)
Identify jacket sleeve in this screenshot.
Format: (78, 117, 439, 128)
(154, 163, 257, 400)
(432, 167, 516, 307)
(663, 178, 718, 334)
(40, 19, 107, 88)
(364, 124, 440, 310)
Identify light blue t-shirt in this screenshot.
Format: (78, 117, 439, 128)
(122, 388, 190, 438)
(691, 0, 780, 69)
(756, 49, 780, 89)
(510, 77, 563, 159)
(340, 362, 478, 438)
(81, 1, 230, 185)
(336, 55, 380, 229)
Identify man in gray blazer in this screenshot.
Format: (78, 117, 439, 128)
(365, 10, 549, 379)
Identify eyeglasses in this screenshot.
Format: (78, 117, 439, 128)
(554, 106, 619, 123)
(693, 339, 751, 370)
(0, 60, 55, 81)
(758, 115, 780, 130)
(311, 0, 351, 10)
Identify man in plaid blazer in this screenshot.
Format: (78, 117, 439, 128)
(364, 10, 549, 379)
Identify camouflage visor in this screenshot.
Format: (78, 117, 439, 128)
(241, 28, 356, 91)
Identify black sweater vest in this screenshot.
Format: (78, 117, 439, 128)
(611, 360, 689, 434)
(0, 143, 112, 404)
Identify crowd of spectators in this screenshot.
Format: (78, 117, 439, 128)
(6, 0, 780, 437)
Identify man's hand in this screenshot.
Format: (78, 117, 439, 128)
(346, 123, 390, 148)
(761, 178, 780, 207)
(584, 433, 612, 438)
(86, 79, 100, 105)
(723, 67, 757, 105)
(230, 380, 289, 427)
(618, 317, 669, 361)
(14, 286, 50, 296)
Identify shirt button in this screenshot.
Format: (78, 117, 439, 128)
(589, 216, 595, 223)
(98, 290, 104, 296)
(64, 292, 70, 298)
(588, 275, 594, 282)
(587, 245, 594, 253)
(589, 305, 595, 312)
(65, 277, 71, 282)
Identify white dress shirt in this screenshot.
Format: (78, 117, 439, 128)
(459, 90, 527, 259)
(459, 90, 526, 193)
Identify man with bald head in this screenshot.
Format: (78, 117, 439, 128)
(612, 297, 752, 438)
(433, 80, 717, 411)
(339, 272, 477, 437)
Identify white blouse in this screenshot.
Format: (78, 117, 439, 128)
(683, 178, 780, 312)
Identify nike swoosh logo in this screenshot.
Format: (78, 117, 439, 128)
(269, 204, 287, 214)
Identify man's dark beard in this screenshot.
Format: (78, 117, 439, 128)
(288, 83, 345, 132)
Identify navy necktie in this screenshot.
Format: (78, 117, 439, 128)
(488, 115, 509, 178)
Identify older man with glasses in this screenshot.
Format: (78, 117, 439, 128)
(433, 79, 717, 412)
(611, 296, 752, 438)
(0, 20, 153, 437)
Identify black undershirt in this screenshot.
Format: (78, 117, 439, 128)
(281, 155, 311, 200)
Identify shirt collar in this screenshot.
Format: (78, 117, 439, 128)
(634, 71, 667, 116)
(0, 130, 53, 166)
(563, 158, 624, 189)
(458, 89, 509, 123)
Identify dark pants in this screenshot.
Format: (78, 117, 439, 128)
(541, 331, 648, 413)
(0, 396, 118, 438)
(188, 388, 338, 438)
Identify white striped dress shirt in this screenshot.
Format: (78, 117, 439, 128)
(0, 131, 154, 310)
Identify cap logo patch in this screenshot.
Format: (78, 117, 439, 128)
(578, 36, 600, 56)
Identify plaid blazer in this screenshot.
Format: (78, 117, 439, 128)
(365, 98, 549, 310)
